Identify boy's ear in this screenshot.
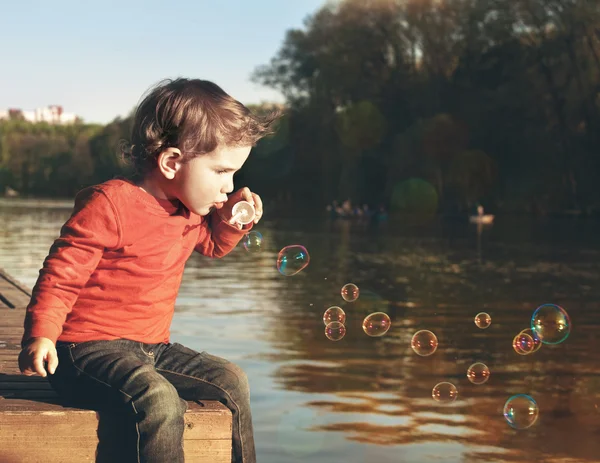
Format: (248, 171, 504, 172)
(157, 148, 183, 180)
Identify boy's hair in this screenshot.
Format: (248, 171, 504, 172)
(121, 78, 281, 175)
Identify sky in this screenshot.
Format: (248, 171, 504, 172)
(0, 0, 327, 124)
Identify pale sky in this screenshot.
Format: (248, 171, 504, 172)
(0, 0, 326, 124)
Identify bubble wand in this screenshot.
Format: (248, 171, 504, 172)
(230, 201, 255, 225)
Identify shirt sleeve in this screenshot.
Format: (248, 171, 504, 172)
(21, 186, 121, 347)
(194, 210, 252, 258)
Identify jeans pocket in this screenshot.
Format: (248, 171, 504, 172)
(55, 341, 78, 350)
(67, 340, 124, 362)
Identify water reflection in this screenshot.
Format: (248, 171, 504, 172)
(2, 199, 600, 462)
(253, 217, 600, 462)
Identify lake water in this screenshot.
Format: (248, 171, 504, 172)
(1, 198, 600, 463)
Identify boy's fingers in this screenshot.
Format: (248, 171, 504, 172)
(47, 351, 59, 375)
(240, 187, 253, 204)
(33, 354, 47, 377)
(251, 193, 263, 223)
(252, 193, 263, 213)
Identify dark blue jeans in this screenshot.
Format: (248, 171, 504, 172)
(48, 339, 256, 463)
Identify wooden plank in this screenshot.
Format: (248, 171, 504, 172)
(0, 297, 14, 310)
(0, 440, 231, 463)
(0, 400, 232, 462)
(0, 267, 31, 311)
(0, 333, 24, 340)
(0, 401, 231, 439)
(1, 390, 61, 399)
(0, 330, 25, 337)
(0, 363, 25, 375)
(0, 375, 49, 384)
(0, 268, 32, 297)
(0, 339, 22, 347)
(0, 380, 53, 390)
(0, 289, 30, 308)
(0, 437, 231, 463)
(0, 323, 25, 331)
(182, 440, 232, 463)
(0, 439, 99, 463)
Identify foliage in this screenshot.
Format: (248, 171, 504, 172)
(250, 0, 600, 215)
(5, 0, 600, 217)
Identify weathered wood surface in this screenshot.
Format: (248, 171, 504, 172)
(0, 268, 232, 462)
(0, 269, 30, 310)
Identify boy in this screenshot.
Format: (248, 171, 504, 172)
(18, 78, 279, 463)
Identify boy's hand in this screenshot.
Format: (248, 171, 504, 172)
(18, 337, 58, 378)
(218, 187, 263, 226)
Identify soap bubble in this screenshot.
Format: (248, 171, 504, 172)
(411, 330, 438, 356)
(513, 332, 535, 355)
(362, 312, 391, 337)
(242, 231, 263, 252)
(323, 306, 346, 325)
(518, 328, 542, 354)
(474, 312, 491, 329)
(466, 362, 490, 385)
(341, 283, 359, 302)
(432, 382, 458, 403)
(531, 303, 571, 344)
(503, 394, 539, 429)
(325, 321, 346, 341)
(277, 245, 310, 276)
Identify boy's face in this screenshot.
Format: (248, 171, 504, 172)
(173, 145, 251, 216)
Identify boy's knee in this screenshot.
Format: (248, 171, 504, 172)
(222, 362, 250, 398)
(140, 381, 187, 420)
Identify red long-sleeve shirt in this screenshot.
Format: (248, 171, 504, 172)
(21, 178, 249, 347)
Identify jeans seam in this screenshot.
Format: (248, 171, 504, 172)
(156, 368, 245, 461)
(68, 347, 141, 463)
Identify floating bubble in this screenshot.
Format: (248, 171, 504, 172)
(432, 382, 458, 403)
(513, 332, 535, 355)
(323, 306, 346, 326)
(474, 312, 491, 329)
(277, 245, 310, 276)
(325, 321, 346, 341)
(503, 394, 539, 429)
(411, 330, 438, 356)
(531, 303, 571, 344)
(467, 362, 490, 385)
(518, 328, 542, 354)
(341, 283, 359, 302)
(242, 231, 263, 252)
(362, 312, 391, 337)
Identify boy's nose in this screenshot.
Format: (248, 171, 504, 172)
(223, 177, 234, 194)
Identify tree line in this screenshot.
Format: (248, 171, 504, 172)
(2, 0, 600, 217)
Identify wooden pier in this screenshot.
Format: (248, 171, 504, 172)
(0, 268, 232, 462)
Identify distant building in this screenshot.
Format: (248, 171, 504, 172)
(0, 105, 79, 124)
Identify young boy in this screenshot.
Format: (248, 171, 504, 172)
(17, 78, 279, 463)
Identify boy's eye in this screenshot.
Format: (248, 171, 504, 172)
(216, 169, 227, 174)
